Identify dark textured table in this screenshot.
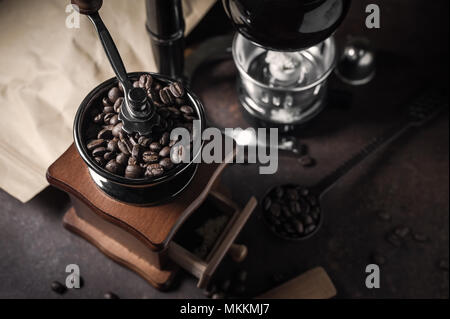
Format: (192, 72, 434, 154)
(0, 0, 448, 298)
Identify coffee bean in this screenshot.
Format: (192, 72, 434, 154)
(377, 211, 391, 221)
(131, 144, 141, 158)
(108, 87, 121, 104)
(282, 206, 292, 218)
(104, 292, 119, 299)
(304, 224, 316, 235)
(211, 293, 225, 299)
(168, 107, 181, 118)
(97, 127, 113, 140)
(394, 226, 410, 238)
(125, 165, 143, 179)
(94, 156, 105, 166)
(386, 233, 402, 247)
(87, 139, 105, 150)
(159, 87, 174, 105)
(138, 136, 152, 147)
(263, 197, 272, 211)
(113, 97, 123, 113)
(274, 186, 284, 199)
(270, 203, 281, 217)
(287, 188, 299, 201)
(160, 132, 170, 146)
(139, 74, 153, 89)
(106, 139, 118, 153)
(51, 281, 66, 294)
(169, 82, 185, 98)
(128, 156, 138, 166)
(117, 140, 130, 155)
(133, 81, 140, 88)
(109, 114, 119, 125)
(180, 105, 194, 115)
(183, 114, 196, 122)
(158, 107, 171, 119)
(438, 259, 449, 272)
(142, 151, 159, 163)
(94, 113, 104, 123)
(300, 188, 309, 196)
(103, 106, 114, 114)
(92, 147, 107, 157)
(293, 220, 304, 234)
(104, 152, 115, 161)
(413, 232, 429, 243)
(160, 158, 174, 170)
(103, 113, 114, 124)
(149, 142, 162, 152)
(303, 215, 314, 226)
(112, 122, 123, 137)
(120, 137, 133, 153)
(175, 97, 185, 105)
(159, 146, 171, 158)
(102, 97, 111, 107)
(146, 164, 164, 177)
(105, 160, 121, 174)
(299, 155, 315, 167)
(116, 153, 129, 166)
(290, 201, 301, 214)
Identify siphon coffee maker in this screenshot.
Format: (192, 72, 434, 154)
(147, 0, 351, 127)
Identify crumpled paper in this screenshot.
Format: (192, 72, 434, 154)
(0, 0, 216, 202)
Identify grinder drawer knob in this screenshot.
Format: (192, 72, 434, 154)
(228, 244, 248, 263)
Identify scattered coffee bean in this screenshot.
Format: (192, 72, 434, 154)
(377, 211, 391, 221)
(94, 156, 105, 166)
(109, 114, 119, 125)
(142, 151, 159, 164)
(103, 106, 114, 114)
(102, 97, 111, 107)
(160, 132, 170, 146)
(413, 232, 429, 243)
(299, 155, 315, 167)
(97, 127, 113, 140)
(394, 226, 410, 238)
(438, 259, 449, 272)
(104, 292, 119, 299)
(93, 113, 104, 123)
(104, 152, 115, 161)
(51, 281, 66, 294)
(92, 147, 107, 157)
(386, 233, 403, 247)
(117, 140, 130, 155)
(131, 144, 141, 158)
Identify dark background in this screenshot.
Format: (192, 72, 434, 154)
(0, 0, 448, 299)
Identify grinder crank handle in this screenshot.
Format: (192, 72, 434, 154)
(70, 0, 132, 91)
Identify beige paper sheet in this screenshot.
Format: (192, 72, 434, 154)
(0, 0, 216, 202)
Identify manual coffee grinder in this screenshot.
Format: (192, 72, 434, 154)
(147, 0, 351, 130)
(47, 0, 256, 290)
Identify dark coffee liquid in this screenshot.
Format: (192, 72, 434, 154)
(223, 0, 351, 51)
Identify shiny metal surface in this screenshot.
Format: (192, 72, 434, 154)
(335, 37, 376, 85)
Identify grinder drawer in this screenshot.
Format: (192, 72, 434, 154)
(169, 191, 257, 288)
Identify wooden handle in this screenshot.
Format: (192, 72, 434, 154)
(227, 244, 248, 263)
(71, 0, 103, 15)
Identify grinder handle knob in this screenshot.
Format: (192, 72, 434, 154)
(228, 244, 248, 263)
(71, 0, 103, 15)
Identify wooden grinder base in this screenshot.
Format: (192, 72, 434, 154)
(47, 144, 245, 290)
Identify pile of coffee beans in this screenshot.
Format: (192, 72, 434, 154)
(262, 184, 321, 240)
(205, 269, 248, 299)
(84, 74, 197, 179)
